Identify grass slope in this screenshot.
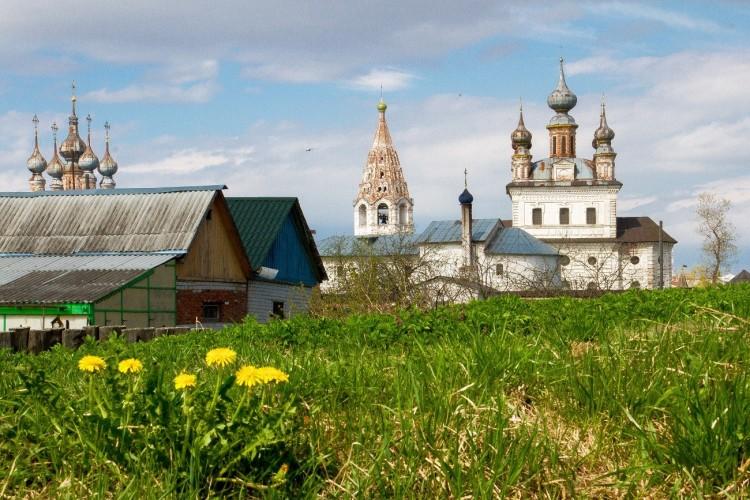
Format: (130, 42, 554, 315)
(1, 286, 749, 497)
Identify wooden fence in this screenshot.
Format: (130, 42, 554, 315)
(0, 325, 197, 354)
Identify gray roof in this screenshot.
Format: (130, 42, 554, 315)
(0, 186, 223, 255)
(317, 234, 419, 257)
(730, 270, 750, 283)
(416, 219, 500, 244)
(0, 254, 176, 304)
(485, 227, 559, 256)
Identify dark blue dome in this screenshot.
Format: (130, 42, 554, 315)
(458, 188, 474, 204)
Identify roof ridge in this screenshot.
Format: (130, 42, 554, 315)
(0, 185, 226, 197)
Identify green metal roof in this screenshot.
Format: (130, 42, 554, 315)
(226, 197, 326, 282)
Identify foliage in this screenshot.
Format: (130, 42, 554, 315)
(0, 285, 749, 497)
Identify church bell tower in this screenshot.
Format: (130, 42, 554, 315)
(353, 98, 414, 237)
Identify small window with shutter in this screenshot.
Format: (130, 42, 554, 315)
(532, 208, 542, 225)
(559, 207, 569, 225)
(586, 207, 596, 225)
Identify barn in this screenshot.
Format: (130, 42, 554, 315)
(0, 186, 251, 329)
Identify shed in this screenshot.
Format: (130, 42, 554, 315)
(0, 186, 251, 328)
(226, 197, 326, 322)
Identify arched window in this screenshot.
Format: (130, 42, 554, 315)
(399, 204, 407, 225)
(377, 203, 388, 225)
(552, 136, 557, 155)
(358, 205, 367, 227)
(561, 136, 567, 156)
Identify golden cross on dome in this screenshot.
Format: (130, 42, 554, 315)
(464, 168, 468, 188)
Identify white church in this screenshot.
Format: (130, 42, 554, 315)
(318, 59, 676, 297)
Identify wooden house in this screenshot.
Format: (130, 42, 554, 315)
(0, 186, 250, 328)
(227, 197, 326, 322)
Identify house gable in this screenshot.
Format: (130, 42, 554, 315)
(177, 193, 250, 283)
(262, 212, 318, 286)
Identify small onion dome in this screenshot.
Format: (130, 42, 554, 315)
(547, 58, 577, 114)
(99, 148, 118, 178)
(47, 150, 65, 180)
(27, 148, 47, 174)
(511, 109, 532, 151)
(377, 98, 387, 112)
(594, 102, 615, 143)
(26, 116, 47, 174)
(79, 115, 99, 172)
(79, 145, 99, 172)
(458, 188, 474, 205)
(46, 122, 64, 180)
(98, 122, 118, 178)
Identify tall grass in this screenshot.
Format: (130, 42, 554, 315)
(0, 285, 749, 497)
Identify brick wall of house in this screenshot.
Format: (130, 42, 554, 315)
(176, 286, 248, 325)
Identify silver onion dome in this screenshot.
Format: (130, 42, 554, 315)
(26, 115, 47, 174)
(594, 101, 615, 143)
(511, 106, 532, 151)
(46, 122, 65, 190)
(547, 58, 577, 114)
(79, 114, 100, 172)
(98, 121, 117, 188)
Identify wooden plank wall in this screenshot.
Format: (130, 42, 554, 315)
(177, 198, 247, 283)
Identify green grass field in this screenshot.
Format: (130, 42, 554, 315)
(1, 286, 749, 498)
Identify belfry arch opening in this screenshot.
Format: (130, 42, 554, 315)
(377, 203, 389, 225)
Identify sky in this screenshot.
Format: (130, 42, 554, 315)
(0, 0, 748, 272)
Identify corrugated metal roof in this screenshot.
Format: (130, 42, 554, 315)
(0, 254, 177, 286)
(317, 234, 419, 257)
(415, 219, 500, 244)
(484, 228, 559, 256)
(226, 198, 297, 267)
(0, 185, 226, 197)
(0, 269, 146, 304)
(0, 187, 220, 254)
(226, 197, 327, 282)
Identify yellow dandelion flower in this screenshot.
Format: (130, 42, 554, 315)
(174, 373, 197, 390)
(118, 358, 143, 374)
(235, 365, 262, 388)
(205, 347, 237, 368)
(78, 355, 106, 373)
(256, 366, 289, 384)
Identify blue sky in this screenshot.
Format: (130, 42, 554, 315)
(0, 1, 748, 272)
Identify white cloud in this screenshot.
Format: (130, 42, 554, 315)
(587, 2, 722, 32)
(85, 80, 218, 104)
(0, 1, 576, 82)
(346, 69, 416, 92)
(618, 196, 657, 212)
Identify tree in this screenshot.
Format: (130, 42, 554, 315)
(696, 192, 737, 283)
